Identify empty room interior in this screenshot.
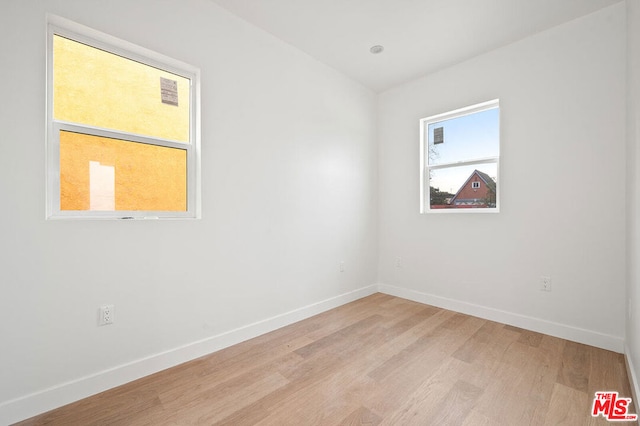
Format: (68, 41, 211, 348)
(2, 0, 640, 424)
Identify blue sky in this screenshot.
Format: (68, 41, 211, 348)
(427, 107, 499, 194)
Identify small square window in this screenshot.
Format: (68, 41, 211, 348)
(47, 16, 200, 219)
(420, 100, 500, 213)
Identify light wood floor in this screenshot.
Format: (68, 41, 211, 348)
(16, 294, 637, 425)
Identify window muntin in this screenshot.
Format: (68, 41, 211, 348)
(421, 100, 500, 213)
(47, 16, 200, 219)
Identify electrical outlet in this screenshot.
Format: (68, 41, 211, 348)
(540, 276, 551, 292)
(99, 304, 114, 326)
(339, 261, 345, 272)
(395, 257, 403, 268)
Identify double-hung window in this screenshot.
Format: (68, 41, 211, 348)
(46, 16, 200, 219)
(420, 99, 500, 213)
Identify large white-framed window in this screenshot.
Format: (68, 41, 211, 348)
(420, 99, 500, 213)
(46, 15, 201, 219)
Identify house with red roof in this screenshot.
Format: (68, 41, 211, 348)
(449, 169, 496, 208)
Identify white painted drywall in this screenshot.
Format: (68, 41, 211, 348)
(0, 0, 378, 421)
(378, 4, 627, 348)
(626, 0, 640, 405)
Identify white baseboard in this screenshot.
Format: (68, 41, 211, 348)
(625, 346, 640, 414)
(0, 284, 377, 425)
(2, 283, 627, 425)
(377, 283, 625, 353)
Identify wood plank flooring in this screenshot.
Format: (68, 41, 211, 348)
(15, 294, 637, 425)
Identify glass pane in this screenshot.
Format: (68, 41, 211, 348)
(429, 163, 497, 209)
(54, 35, 190, 143)
(60, 130, 187, 211)
(427, 107, 499, 166)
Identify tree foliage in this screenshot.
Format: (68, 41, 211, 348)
(430, 186, 454, 205)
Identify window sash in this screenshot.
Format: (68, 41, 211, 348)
(422, 159, 500, 212)
(49, 122, 196, 218)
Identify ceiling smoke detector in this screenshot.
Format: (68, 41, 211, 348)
(370, 45, 384, 54)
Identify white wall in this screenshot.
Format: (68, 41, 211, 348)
(626, 0, 640, 406)
(378, 4, 627, 351)
(0, 0, 378, 423)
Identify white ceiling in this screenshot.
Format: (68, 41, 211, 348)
(210, 0, 622, 92)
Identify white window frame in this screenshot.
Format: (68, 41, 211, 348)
(46, 15, 201, 219)
(471, 181, 481, 189)
(420, 99, 500, 214)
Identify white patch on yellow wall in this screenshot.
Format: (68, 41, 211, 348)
(89, 161, 115, 211)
